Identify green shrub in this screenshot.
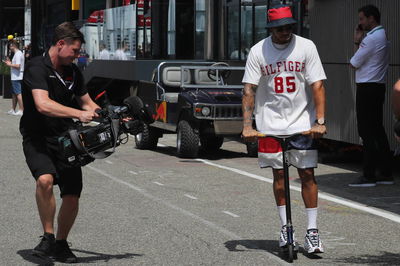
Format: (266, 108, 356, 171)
(0, 61, 10, 75)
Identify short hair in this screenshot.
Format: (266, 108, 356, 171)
(359, 5, 381, 24)
(52, 21, 85, 45)
(9, 40, 19, 49)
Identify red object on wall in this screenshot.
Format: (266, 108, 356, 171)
(87, 10, 104, 23)
(145, 17, 151, 27)
(137, 15, 145, 27)
(123, 0, 131, 5)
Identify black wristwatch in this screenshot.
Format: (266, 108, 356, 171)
(315, 118, 326, 125)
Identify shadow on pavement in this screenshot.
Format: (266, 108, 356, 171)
(224, 240, 323, 263)
(224, 239, 280, 254)
(17, 250, 54, 266)
(332, 251, 400, 265)
(146, 144, 248, 160)
(17, 248, 143, 265)
(296, 171, 400, 216)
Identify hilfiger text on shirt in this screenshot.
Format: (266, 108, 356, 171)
(260, 60, 305, 76)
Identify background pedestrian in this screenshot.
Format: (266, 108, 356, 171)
(349, 5, 393, 187)
(3, 40, 24, 115)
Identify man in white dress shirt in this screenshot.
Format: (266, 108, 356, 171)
(349, 5, 393, 187)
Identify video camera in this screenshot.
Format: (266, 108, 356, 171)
(58, 96, 154, 167)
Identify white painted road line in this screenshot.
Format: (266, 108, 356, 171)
(153, 181, 164, 186)
(129, 170, 138, 175)
(105, 160, 113, 164)
(196, 158, 400, 224)
(86, 165, 289, 265)
(222, 211, 240, 218)
(184, 194, 198, 200)
(371, 196, 400, 200)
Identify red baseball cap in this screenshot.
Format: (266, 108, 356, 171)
(266, 5, 297, 28)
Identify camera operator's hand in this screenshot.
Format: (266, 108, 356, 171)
(78, 110, 99, 123)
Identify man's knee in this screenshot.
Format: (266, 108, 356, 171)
(62, 194, 79, 203)
(299, 168, 316, 184)
(61, 195, 80, 209)
(36, 174, 54, 192)
(273, 169, 284, 180)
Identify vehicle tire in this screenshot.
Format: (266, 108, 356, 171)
(135, 124, 159, 150)
(200, 136, 224, 152)
(246, 141, 258, 157)
(177, 120, 199, 158)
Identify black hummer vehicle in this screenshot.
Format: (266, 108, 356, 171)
(134, 61, 257, 158)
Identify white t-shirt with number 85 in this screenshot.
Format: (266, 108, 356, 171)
(242, 34, 327, 135)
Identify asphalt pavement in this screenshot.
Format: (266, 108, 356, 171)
(1, 97, 400, 265)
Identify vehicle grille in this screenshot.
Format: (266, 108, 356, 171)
(214, 105, 242, 119)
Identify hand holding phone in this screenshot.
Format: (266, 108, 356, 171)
(354, 24, 365, 44)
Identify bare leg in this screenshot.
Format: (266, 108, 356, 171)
(56, 195, 79, 240)
(12, 94, 17, 111)
(16, 93, 23, 111)
(297, 168, 318, 208)
(273, 169, 286, 206)
(36, 174, 56, 234)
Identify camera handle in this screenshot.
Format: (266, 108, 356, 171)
(68, 117, 121, 160)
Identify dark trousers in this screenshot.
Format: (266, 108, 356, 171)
(356, 83, 392, 178)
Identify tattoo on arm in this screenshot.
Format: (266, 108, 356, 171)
(242, 84, 257, 128)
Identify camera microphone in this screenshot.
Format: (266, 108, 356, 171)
(123, 96, 154, 124)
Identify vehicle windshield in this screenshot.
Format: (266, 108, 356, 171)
(179, 65, 245, 89)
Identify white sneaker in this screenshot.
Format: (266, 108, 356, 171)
(15, 110, 23, 116)
(7, 109, 16, 115)
(279, 225, 296, 247)
(304, 229, 324, 253)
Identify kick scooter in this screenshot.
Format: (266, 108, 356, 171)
(264, 134, 300, 262)
(278, 135, 299, 262)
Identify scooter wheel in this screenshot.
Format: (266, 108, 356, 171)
(288, 244, 294, 263)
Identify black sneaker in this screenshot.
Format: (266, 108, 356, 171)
(54, 240, 78, 263)
(32, 232, 55, 258)
(348, 176, 376, 187)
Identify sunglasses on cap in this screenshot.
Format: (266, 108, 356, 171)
(275, 25, 293, 32)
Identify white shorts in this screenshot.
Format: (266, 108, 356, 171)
(258, 135, 318, 169)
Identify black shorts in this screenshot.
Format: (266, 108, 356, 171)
(22, 135, 83, 197)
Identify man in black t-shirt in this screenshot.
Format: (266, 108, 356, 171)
(20, 22, 100, 263)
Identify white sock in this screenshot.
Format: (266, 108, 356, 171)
(306, 207, 318, 230)
(277, 205, 287, 227)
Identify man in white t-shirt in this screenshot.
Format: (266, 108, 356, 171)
(349, 5, 392, 187)
(242, 5, 326, 254)
(4, 40, 24, 115)
(114, 41, 128, 60)
(98, 42, 110, 60)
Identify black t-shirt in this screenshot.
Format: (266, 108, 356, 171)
(19, 51, 87, 137)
